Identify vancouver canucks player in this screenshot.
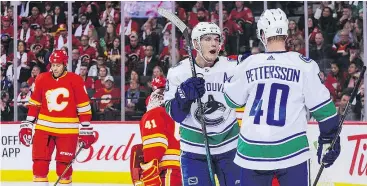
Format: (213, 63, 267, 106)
(223, 9, 341, 186)
(164, 22, 242, 185)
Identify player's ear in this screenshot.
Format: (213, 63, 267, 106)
(193, 39, 200, 50)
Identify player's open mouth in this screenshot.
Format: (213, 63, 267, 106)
(209, 50, 216, 54)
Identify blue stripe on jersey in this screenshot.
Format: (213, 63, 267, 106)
(236, 147, 309, 162)
(309, 98, 331, 112)
(241, 131, 306, 145)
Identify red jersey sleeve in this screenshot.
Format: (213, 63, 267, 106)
(140, 108, 168, 163)
(71, 74, 92, 126)
(27, 73, 45, 121)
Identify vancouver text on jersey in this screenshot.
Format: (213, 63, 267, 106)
(246, 66, 300, 83)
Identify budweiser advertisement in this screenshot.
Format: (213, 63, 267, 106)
(1, 121, 366, 185)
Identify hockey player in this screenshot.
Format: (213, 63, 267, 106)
(133, 76, 182, 186)
(223, 9, 341, 186)
(164, 22, 242, 186)
(18, 50, 95, 186)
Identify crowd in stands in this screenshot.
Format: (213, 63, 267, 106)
(0, 1, 365, 121)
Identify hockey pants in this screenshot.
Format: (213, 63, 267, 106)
(180, 149, 241, 186)
(32, 129, 79, 185)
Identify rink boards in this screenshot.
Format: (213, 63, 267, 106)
(0, 121, 366, 185)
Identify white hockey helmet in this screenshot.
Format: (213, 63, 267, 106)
(191, 22, 222, 44)
(257, 8, 289, 45)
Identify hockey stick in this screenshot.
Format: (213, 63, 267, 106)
(313, 66, 366, 186)
(54, 143, 85, 186)
(157, 8, 216, 186)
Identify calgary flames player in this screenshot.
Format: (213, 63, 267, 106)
(131, 76, 182, 186)
(18, 50, 95, 186)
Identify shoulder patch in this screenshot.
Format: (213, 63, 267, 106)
(227, 55, 238, 62)
(299, 54, 312, 63)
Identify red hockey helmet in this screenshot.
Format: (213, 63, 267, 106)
(49, 50, 68, 66)
(151, 76, 166, 90)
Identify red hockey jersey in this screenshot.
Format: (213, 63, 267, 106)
(27, 72, 92, 135)
(139, 106, 180, 169)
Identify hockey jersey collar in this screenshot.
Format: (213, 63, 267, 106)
(52, 71, 68, 80)
(265, 51, 287, 54)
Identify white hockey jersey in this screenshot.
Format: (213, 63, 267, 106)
(224, 51, 337, 170)
(164, 56, 242, 155)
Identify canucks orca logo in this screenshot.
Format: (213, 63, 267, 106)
(194, 95, 231, 126)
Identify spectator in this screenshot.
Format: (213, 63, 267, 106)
(188, 8, 208, 29)
(125, 79, 146, 115)
(1, 16, 14, 38)
(286, 20, 303, 50)
(86, 3, 101, 27)
(26, 65, 41, 91)
(140, 21, 159, 51)
(229, 1, 254, 47)
(87, 25, 99, 48)
(42, 2, 54, 17)
(338, 88, 359, 120)
(349, 43, 364, 68)
(1, 90, 12, 121)
(19, 18, 34, 43)
(1, 66, 12, 92)
(343, 62, 361, 90)
(332, 29, 352, 70)
(107, 37, 122, 76)
(288, 35, 305, 56)
(125, 34, 145, 70)
(79, 63, 94, 90)
(324, 62, 347, 102)
(116, 14, 139, 37)
(152, 66, 165, 79)
(298, 5, 313, 31)
(175, 2, 187, 22)
(99, 1, 118, 27)
(103, 23, 118, 50)
(210, 2, 220, 24)
(28, 6, 44, 26)
(137, 45, 159, 76)
(93, 75, 121, 120)
(223, 8, 243, 55)
(43, 14, 58, 34)
(94, 65, 109, 90)
(71, 48, 80, 72)
(52, 5, 66, 25)
(16, 82, 31, 120)
(74, 13, 91, 38)
(89, 55, 110, 77)
(79, 35, 97, 62)
(309, 32, 335, 73)
(27, 24, 47, 50)
(7, 6, 21, 27)
(338, 5, 353, 29)
(318, 7, 338, 44)
(54, 24, 81, 50)
(7, 41, 37, 84)
(308, 18, 321, 45)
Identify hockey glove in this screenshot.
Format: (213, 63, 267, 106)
(135, 159, 161, 186)
(19, 120, 33, 147)
(317, 136, 341, 168)
(175, 77, 205, 111)
(78, 126, 96, 149)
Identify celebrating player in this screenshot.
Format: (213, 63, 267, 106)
(132, 76, 182, 186)
(18, 50, 95, 186)
(223, 9, 340, 185)
(164, 22, 243, 185)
